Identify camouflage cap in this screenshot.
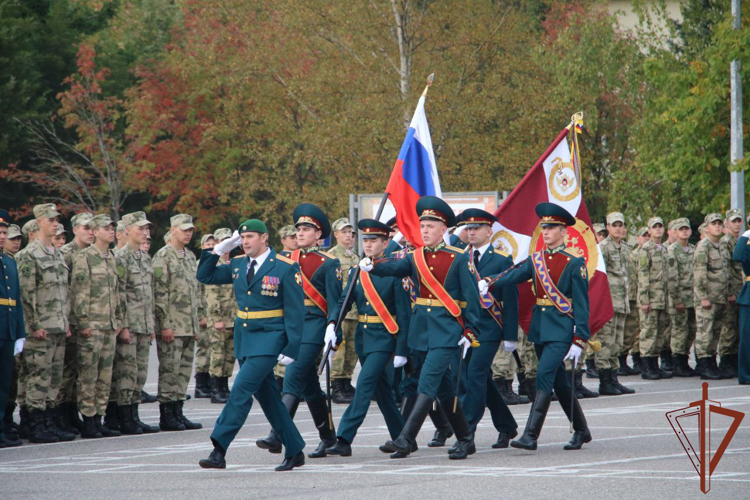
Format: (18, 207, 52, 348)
(116, 221, 125, 234)
(648, 216, 664, 228)
(200, 233, 215, 246)
(21, 220, 39, 236)
(638, 226, 649, 236)
(55, 223, 66, 236)
(593, 223, 606, 233)
(214, 228, 232, 241)
(70, 212, 94, 228)
(121, 211, 152, 228)
(7, 224, 21, 239)
(278, 224, 297, 239)
(90, 214, 115, 229)
(606, 212, 625, 225)
(704, 213, 723, 224)
(170, 214, 195, 230)
(698, 222, 707, 234)
(726, 208, 743, 221)
(668, 217, 690, 230)
(163, 233, 171, 244)
(332, 217, 354, 233)
(33, 203, 60, 219)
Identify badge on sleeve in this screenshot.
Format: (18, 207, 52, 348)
(335, 267, 343, 281)
(153, 267, 163, 280)
(580, 265, 587, 280)
(76, 273, 86, 284)
(295, 272, 302, 286)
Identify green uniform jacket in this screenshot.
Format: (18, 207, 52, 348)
(197, 248, 304, 360)
(153, 244, 200, 336)
(296, 249, 343, 345)
(732, 235, 750, 306)
(115, 244, 156, 335)
(667, 242, 695, 313)
(17, 240, 70, 335)
(472, 246, 518, 343)
(0, 253, 25, 340)
(638, 240, 669, 310)
(693, 238, 729, 306)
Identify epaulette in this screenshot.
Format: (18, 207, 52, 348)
(445, 245, 466, 253)
(275, 254, 295, 265)
(232, 255, 245, 260)
(493, 248, 511, 258)
(319, 250, 337, 260)
(561, 249, 582, 260)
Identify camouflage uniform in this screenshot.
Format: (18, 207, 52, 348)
(206, 229, 235, 378)
(597, 219, 630, 371)
(622, 239, 641, 357)
(17, 206, 70, 414)
(693, 214, 729, 360)
(491, 326, 538, 380)
(14, 220, 40, 412)
(114, 212, 156, 406)
(638, 219, 670, 358)
(153, 216, 201, 404)
(329, 219, 359, 384)
(57, 212, 94, 409)
(719, 209, 743, 359)
(71, 216, 122, 417)
(195, 281, 210, 373)
(667, 220, 696, 357)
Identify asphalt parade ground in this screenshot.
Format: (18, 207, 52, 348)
(1, 351, 749, 500)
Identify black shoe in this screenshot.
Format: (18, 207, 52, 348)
(617, 355, 635, 376)
(174, 400, 202, 430)
(342, 379, 356, 398)
(511, 391, 552, 451)
(104, 401, 120, 432)
(492, 429, 518, 449)
(585, 359, 599, 379)
(275, 451, 305, 471)
(45, 409, 76, 441)
(427, 402, 453, 447)
(504, 380, 529, 405)
(611, 371, 635, 394)
(630, 353, 643, 375)
(52, 406, 78, 436)
(210, 376, 229, 404)
(641, 356, 661, 380)
(331, 379, 353, 405)
(117, 405, 143, 435)
(672, 354, 697, 377)
(81, 415, 103, 439)
(564, 428, 592, 450)
(381, 441, 417, 458)
(64, 402, 85, 434)
(719, 356, 737, 379)
(141, 391, 158, 404)
(1, 435, 22, 447)
(199, 446, 227, 469)
(131, 404, 160, 434)
(699, 357, 721, 380)
(159, 402, 186, 431)
(660, 350, 674, 372)
(95, 414, 121, 437)
(443, 402, 475, 460)
(574, 371, 599, 399)
(220, 377, 231, 400)
(385, 393, 433, 457)
(326, 438, 352, 457)
(598, 369, 623, 396)
(306, 396, 336, 458)
(194, 372, 211, 399)
(28, 410, 59, 443)
(257, 394, 299, 454)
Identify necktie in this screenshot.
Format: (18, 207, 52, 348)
(247, 260, 256, 286)
(473, 250, 481, 264)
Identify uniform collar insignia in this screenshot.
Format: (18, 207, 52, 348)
(424, 242, 446, 253)
(301, 246, 319, 253)
(546, 244, 566, 254)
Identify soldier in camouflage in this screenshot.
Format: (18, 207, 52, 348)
(638, 217, 673, 380)
(4, 225, 22, 259)
(693, 213, 730, 380)
(52, 223, 66, 249)
(17, 204, 75, 443)
(597, 212, 635, 395)
(205, 228, 236, 404)
(620, 226, 647, 376)
(153, 214, 203, 431)
(113, 211, 159, 435)
(71, 214, 123, 439)
(329, 218, 359, 404)
(718, 209, 743, 378)
(490, 327, 530, 405)
(193, 233, 214, 399)
(667, 218, 697, 377)
(593, 223, 607, 244)
(116, 221, 126, 251)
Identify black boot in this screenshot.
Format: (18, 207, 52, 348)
(331, 379, 352, 405)
(524, 377, 537, 402)
(719, 356, 736, 379)
(64, 402, 85, 434)
(427, 402, 453, 447)
(631, 353, 643, 375)
(444, 403, 475, 460)
(699, 357, 721, 380)
(504, 380, 529, 405)
(81, 415, 103, 439)
(672, 354, 696, 377)
(611, 370, 635, 394)
(275, 451, 305, 471)
(140, 391, 157, 404)
(53, 406, 78, 436)
(492, 429, 518, 449)
(517, 372, 527, 396)
(28, 409, 58, 443)
(159, 402, 186, 431)
(342, 378, 356, 398)
(131, 403, 159, 433)
(383, 393, 433, 456)
(118, 405, 143, 435)
(660, 350, 674, 372)
(400, 394, 416, 420)
(574, 371, 599, 399)
(194, 372, 211, 399)
(585, 359, 599, 379)
(326, 437, 353, 457)
(257, 394, 298, 454)
(18, 406, 30, 440)
(4, 402, 19, 441)
(307, 397, 336, 458)
(210, 376, 228, 404)
(598, 369, 623, 396)
(641, 356, 661, 380)
(104, 401, 120, 432)
(46, 408, 76, 441)
(560, 397, 592, 450)
(510, 391, 552, 450)
(221, 377, 231, 399)
(199, 445, 227, 469)
(95, 414, 121, 437)
(617, 355, 635, 376)
(174, 400, 202, 430)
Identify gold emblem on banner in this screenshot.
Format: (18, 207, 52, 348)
(491, 230, 519, 261)
(548, 157, 580, 202)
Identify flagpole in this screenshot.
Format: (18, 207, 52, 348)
(318, 74, 435, 376)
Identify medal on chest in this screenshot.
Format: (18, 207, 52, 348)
(262, 276, 280, 296)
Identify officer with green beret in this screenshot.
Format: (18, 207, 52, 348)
(197, 219, 306, 471)
(732, 215, 750, 385)
(257, 203, 342, 459)
(666, 218, 697, 377)
(361, 195, 483, 460)
(323, 218, 411, 457)
(483, 203, 592, 451)
(718, 209, 743, 378)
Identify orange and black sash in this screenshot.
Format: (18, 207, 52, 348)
(291, 249, 328, 314)
(414, 247, 464, 328)
(359, 271, 398, 334)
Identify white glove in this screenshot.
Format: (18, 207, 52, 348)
(564, 344, 583, 366)
(214, 230, 241, 256)
(503, 340, 517, 353)
(359, 257, 373, 272)
(743, 229, 750, 238)
(324, 323, 337, 347)
(392, 231, 405, 245)
(14, 338, 25, 356)
(393, 356, 408, 368)
(326, 341, 336, 368)
(457, 336, 471, 359)
(478, 279, 489, 296)
(277, 354, 295, 366)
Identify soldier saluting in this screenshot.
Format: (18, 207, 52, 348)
(480, 203, 592, 451)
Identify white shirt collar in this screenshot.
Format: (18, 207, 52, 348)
(471, 242, 491, 261)
(248, 247, 271, 270)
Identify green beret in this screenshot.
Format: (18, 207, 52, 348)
(238, 219, 267, 234)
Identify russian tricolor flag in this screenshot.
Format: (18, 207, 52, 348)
(385, 95, 442, 247)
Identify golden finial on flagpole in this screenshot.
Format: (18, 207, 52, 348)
(421, 73, 435, 97)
